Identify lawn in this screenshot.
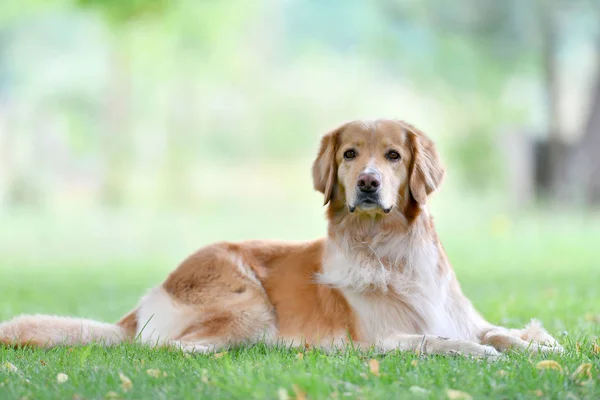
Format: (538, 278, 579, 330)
(1, 196, 599, 399)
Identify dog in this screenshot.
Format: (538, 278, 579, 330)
(0, 119, 563, 357)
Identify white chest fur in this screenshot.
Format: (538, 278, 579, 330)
(317, 230, 466, 341)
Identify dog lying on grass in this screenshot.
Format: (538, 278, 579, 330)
(0, 119, 563, 357)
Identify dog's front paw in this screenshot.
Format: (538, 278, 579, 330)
(517, 320, 564, 354)
(483, 320, 564, 355)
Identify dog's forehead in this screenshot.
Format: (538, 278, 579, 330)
(339, 120, 407, 147)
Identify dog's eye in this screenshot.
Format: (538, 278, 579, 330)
(343, 149, 356, 160)
(386, 150, 401, 161)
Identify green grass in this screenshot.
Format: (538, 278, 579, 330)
(1, 198, 599, 399)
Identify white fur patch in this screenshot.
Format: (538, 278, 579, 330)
(231, 254, 261, 286)
(136, 287, 197, 345)
(318, 215, 477, 341)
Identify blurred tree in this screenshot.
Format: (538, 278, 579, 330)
(570, 1, 600, 204)
(379, 0, 600, 205)
(75, 0, 169, 24)
(74, 0, 171, 207)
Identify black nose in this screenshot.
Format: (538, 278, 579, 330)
(357, 172, 381, 193)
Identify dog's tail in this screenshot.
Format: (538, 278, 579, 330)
(0, 310, 138, 348)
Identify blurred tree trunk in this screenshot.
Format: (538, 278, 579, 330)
(538, 1, 570, 202)
(100, 39, 131, 207)
(571, 47, 600, 204)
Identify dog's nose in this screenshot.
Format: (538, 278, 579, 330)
(357, 172, 381, 193)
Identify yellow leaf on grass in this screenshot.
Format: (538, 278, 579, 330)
(536, 360, 563, 373)
(277, 388, 290, 400)
(106, 391, 120, 399)
(296, 353, 304, 360)
(119, 373, 133, 392)
(56, 373, 69, 384)
(213, 352, 227, 359)
(368, 359, 380, 376)
(533, 389, 544, 397)
(584, 314, 600, 323)
(593, 342, 600, 354)
(146, 369, 166, 378)
(496, 370, 508, 377)
(411, 360, 419, 367)
(292, 384, 307, 400)
(571, 363, 593, 382)
(446, 389, 473, 400)
(2, 362, 18, 373)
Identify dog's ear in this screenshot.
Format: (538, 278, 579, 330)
(406, 124, 445, 205)
(312, 124, 345, 205)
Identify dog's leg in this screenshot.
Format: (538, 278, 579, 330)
(134, 245, 279, 353)
(163, 311, 277, 354)
(480, 320, 564, 354)
(379, 334, 501, 358)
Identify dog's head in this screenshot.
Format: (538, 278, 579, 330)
(312, 119, 444, 218)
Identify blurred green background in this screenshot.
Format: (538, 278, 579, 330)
(0, 0, 599, 332)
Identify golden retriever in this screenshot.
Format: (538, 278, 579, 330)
(0, 119, 563, 357)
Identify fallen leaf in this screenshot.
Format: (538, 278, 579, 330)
(40, 360, 46, 366)
(409, 386, 430, 396)
(496, 370, 508, 377)
(57, 373, 69, 384)
(296, 353, 304, 360)
(446, 389, 473, 400)
(277, 388, 290, 400)
(533, 389, 544, 397)
(292, 384, 307, 400)
(106, 391, 120, 399)
(593, 342, 599, 354)
(411, 360, 418, 367)
(2, 362, 19, 373)
(571, 363, 593, 384)
(584, 314, 600, 323)
(146, 369, 163, 378)
(536, 360, 563, 373)
(368, 359, 380, 376)
(119, 373, 133, 392)
(576, 342, 582, 354)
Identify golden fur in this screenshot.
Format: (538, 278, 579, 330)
(0, 119, 563, 357)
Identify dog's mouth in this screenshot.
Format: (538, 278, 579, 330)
(349, 194, 392, 214)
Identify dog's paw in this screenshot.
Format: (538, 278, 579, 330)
(517, 320, 564, 354)
(168, 340, 214, 354)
